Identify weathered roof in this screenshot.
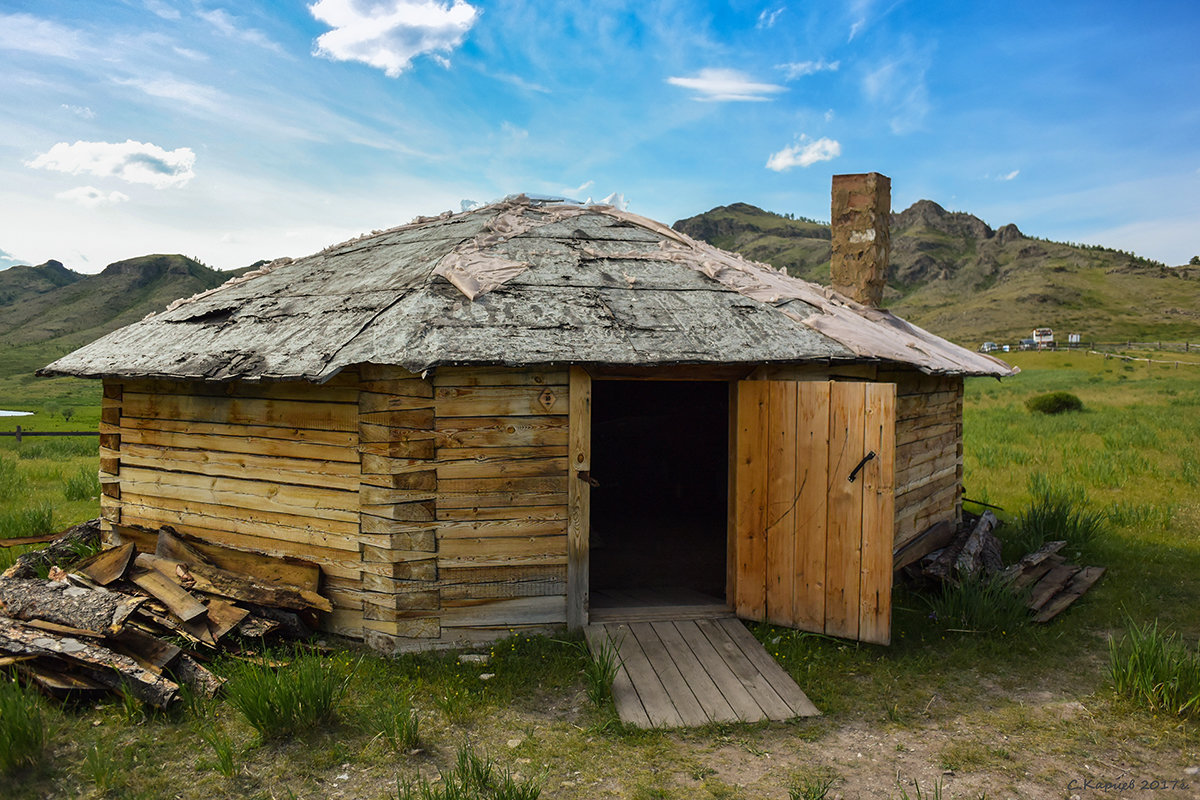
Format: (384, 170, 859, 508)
(43, 196, 1016, 381)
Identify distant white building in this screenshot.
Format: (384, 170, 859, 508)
(1033, 327, 1054, 349)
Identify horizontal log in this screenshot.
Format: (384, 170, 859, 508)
(129, 378, 359, 404)
(358, 392, 434, 413)
(121, 420, 358, 459)
(358, 364, 420, 382)
(356, 378, 433, 397)
(361, 499, 437, 522)
(123, 392, 356, 432)
(119, 494, 360, 544)
(120, 468, 358, 523)
(439, 596, 565, 628)
(439, 476, 567, 494)
(437, 445, 569, 461)
(435, 386, 567, 418)
(432, 367, 568, 387)
(358, 408, 434, 429)
(103, 382, 123, 400)
(358, 438, 437, 460)
(436, 491, 566, 510)
(434, 416, 567, 448)
(437, 505, 567, 522)
(436, 457, 567, 480)
(438, 535, 566, 562)
(121, 444, 360, 491)
(437, 519, 566, 539)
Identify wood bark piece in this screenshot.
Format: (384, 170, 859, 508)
(234, 614, 280, 638)
(172, 653, 225, 698)
(75, 543, 136, 585)
(111, 627, 181, 670)
(2, 519, 102, 579)
(135, 553, 332, 613)
(955, 511, 1002, 576)
(0, 533, 62, 548)
(130, 568, 209, 622)
(1028, 565, 1081, 612)
(0, 616, 178, 708)
(893, 520, 954, 572)
(0, 578, 144, 635)
(1032, 567, 1106, 623)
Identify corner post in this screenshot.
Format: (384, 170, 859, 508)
(567, 366, 592, 631)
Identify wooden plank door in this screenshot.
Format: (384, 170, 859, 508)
(733, 380, 895, 645)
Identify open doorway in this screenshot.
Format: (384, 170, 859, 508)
(588, 380, 729, 609)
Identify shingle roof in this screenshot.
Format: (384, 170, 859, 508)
(42, 196, 1016, 381)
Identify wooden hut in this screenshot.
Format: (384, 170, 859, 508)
(44, 173, 1014, 653)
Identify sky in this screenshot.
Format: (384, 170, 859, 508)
(1, 0, 1198, 273)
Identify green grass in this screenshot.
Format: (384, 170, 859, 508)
(1109, 620, 1200, 718)
(923, 572, 1030, 635)
(224, 649, 356, 740)
(396, 744, 542, 800)
(0, 674, 48, 774)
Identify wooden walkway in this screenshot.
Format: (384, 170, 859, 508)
(585, 611, 820, 728)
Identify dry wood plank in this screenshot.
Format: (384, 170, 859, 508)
(359, 392, 435, 413)
(0, 616, 178, 708)
(135, 553, 333, 613)
(434, 416, 568, 448)
(436, 457, 567, 479)
(436, 491, 566, 510)
(439, 476, 567, 494)
(733, 381, 769, 621)
(893, 521, 955, 572)
(120, 496, 361, 549)
(765, 381, 798, 626)
(205, 598, 251, 640)
(859, 382, 895, 646)
(121, 444, 361, 491)
(673, 619, 763, 722)
(649, 620, 739, 723)
(437, 519, 566, 538)
(130, 568, 209, 622)
(439, 596, 564, 627)
(74, 542, 136, 586)
(0, 532, 62, 548)
(133, 378, 359, 404)
(432, 368, 568, 387)
(1028, 564, 1081, 612)
(825, 382, 865, 640)
(715, 617, 819, 717)
(111, 627, 181, 670)
(120, 424, 358, 462)
(585, 624, 651, 728)
(122, 392, 357, 431)
(605, 622, 683, 727)
(1032, 567, 1106, 623)
(436, 504, 567, 522)
(1010, 554, 1066, 591)
(628, 622, 708, 726)
(696, 618, 794, 720)
(438, 535, 566, 562)
(435, 385, 567, 417)
(793, 381, 830, 631)
(357, 378, 433, 397)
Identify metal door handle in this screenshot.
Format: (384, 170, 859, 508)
(847, 451, 876, 483)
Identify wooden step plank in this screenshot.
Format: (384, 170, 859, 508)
(604, 622, 683, 728)
(1029, 564, 1081, 612)
(1033, 566, 1106, 623)
(628, 622, 709, 727)
(695, 618, 794, 721)
(584, 624, 650, 728)
(714, 618, 819, 717)
(650, 620, 739, 723)
(673, 619, 763, 722)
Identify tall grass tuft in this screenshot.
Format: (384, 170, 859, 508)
(396, 744, 542, 800)
(62, 466, 99, 501)
(924, 572, 1029, 635)
(0, 674, 48, 774)
(1108, 620, 1200, 718)
(15, 437, 96, 460)
(225, 650, 356, 739)
(0, 456, 26, 501)
(563, 635, 621, 707)
(370, 695, 420, 752)
(1006, 473, 1105, 560)
(0, 504, 55, 540)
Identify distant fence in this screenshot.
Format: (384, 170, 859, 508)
(0, 426, 99, 444)
(1086, 350, 1200, 368)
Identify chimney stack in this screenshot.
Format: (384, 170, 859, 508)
(830, 172, 890, 307)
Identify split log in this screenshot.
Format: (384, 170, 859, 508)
(0, 578, 143, 635)
(135, 554, 332, 613)
(955, 511, 1002, 576)
(1000, 541, 1067, 588)
(1, 519, 102, 579)
(111, 627, 181, 671)
(172, 653, 225, 698)
(0, 616, 178, 708)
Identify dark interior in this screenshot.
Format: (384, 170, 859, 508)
(588, 380, 729, 601)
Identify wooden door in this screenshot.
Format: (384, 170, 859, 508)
(733, 380, 895, 645)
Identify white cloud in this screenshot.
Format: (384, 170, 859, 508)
(61, 104, 95, 119)
(115, 76, 228, 113)
(766, 136, 841, 171)
(28, 140, 196, 189)
(199, 9, 283, 53)
(563, 180, 594, 196)
(144, 0, 181, 20)
(777, 59, 839, 80)
(666, 68, 786, 102)
(999, 170, 1020, 181)
(824, 108, 835, 122)
(56, 186, 130, 207)
(308, 0, 480, 77)
(863, 52, 930, 134)
(173, 46, 209, 61)
(0, 13, 84, 59)
(757, 7, 785, 29)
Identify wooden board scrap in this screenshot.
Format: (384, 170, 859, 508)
(130, 568, 209, 622)
(1033, 567, 1106, 623)
(74, 542, 135, 586)
(135, 553, 332, 613)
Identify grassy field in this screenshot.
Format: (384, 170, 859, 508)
(1, 353, 1198, 799)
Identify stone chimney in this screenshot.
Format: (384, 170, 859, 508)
(830, 172, 890, 307)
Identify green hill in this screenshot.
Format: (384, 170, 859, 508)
(673, 201, 1200, 347)
(0, 255, 242, 406)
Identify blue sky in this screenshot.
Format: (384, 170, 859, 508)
(1, 0, 1197, 272)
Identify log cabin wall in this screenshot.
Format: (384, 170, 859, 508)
(101, 373, 367, 637)
(881, 370, 964, 550)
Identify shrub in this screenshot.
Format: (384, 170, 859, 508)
(1025, 391, 1083, 415)
(397, 744, 542, 800)
(0, 674, 48, 774)
(224, 650, 355, 739)
(923, 572, 1029, 635)
(1109, 620, 1200, 718)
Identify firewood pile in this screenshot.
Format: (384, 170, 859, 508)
(0, 520, 331, 708)
(894, 511, 1106, 623)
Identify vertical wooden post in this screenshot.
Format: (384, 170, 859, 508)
(567, 366, 592, 631)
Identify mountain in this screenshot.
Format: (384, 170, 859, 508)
(673, 201, 1200, 345)
(0, 255, 245, 403)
